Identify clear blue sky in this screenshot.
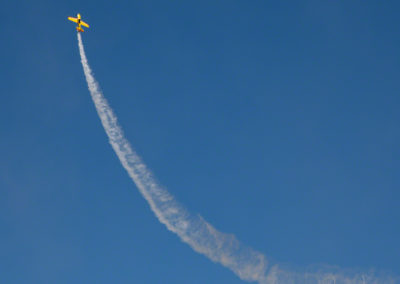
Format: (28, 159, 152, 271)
(1, 1, 399, 283)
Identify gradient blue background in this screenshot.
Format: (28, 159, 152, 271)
(1, 1, 399, 283)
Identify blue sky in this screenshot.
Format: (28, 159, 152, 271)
(1, 1, 399, 283)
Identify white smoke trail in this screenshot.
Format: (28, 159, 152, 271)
(77, 33, 268, 283)
(76, 33, 397, 284)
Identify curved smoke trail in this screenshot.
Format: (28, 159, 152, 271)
(77, 33, 397, 284)
(77, 33, 268, 283)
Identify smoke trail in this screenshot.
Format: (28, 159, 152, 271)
(77, 33, 268, 283)
(77, 33, 397, 284)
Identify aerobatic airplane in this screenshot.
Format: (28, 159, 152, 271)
(68, 13, 89, 32)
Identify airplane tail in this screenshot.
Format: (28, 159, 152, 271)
(76, 27, 84, 32)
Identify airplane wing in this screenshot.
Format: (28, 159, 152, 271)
(81, 21, 89, 28)
(68, 17, 78, 23)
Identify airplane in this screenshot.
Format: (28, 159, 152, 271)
(68, 13, 89, 32)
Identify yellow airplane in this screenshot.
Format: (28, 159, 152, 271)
(68, 13, 89, 32)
